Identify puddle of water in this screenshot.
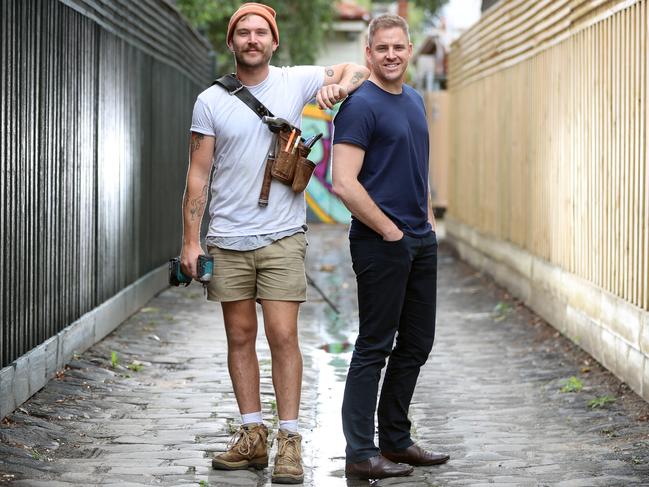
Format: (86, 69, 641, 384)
(310, 348, 350, 486)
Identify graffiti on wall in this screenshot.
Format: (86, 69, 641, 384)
(301, 104, 351, 224)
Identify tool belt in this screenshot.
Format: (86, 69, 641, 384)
(213, 74, 321, 207)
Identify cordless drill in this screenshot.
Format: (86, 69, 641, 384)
(168, 255, 213, 287)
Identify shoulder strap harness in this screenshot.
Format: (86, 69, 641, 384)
(212, 74, 274, 119)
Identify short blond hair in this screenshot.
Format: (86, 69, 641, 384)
(367, 14, 410, 47)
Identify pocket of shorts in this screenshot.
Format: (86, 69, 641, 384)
(277, 233, 307, 257)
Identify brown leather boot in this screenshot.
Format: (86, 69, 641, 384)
(271, 429, 304, 484)
(212, 423, 269, 470)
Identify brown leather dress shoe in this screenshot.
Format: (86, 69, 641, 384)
(345, 454, 414, 479)
(381, 444, 450, 466)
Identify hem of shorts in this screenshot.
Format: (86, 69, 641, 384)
(256, 295, 306, 303)
(206, 294, 256, 303)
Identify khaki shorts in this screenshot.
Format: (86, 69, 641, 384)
(206, 233, 307, 302)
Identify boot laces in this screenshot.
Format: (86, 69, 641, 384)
(227, 426, 255, 456)
(277, 433, 300, 464)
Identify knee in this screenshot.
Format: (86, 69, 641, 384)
(267, 326, 299, 350)
(226, 326, 257, 350)
(393, 339, 434, 365)
(351, 342, 391, 368)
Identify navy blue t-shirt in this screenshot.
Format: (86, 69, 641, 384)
(333, 80, 432, 238)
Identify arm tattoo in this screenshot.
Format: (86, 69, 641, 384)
(190, 132, 205, 153)
(325, 67, 334, 77)
(351, 70, 364, 85)
(186, 184, 209, 222)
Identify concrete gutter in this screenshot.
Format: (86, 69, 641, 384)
(446, 217, 649, 402)
(0, 264, 168, 419)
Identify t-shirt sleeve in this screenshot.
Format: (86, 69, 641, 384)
(286, 65, 325, 106)
(332, 95, 374, 150)
(190, 97, 216, 137)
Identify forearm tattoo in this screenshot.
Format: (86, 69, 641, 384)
(326, 67, 334, 77)
(190, 132, 204, 153)
(184, 183, 208, 222)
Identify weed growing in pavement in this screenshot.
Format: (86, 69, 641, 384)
(226, 418, 237, 434)
(600, 427, 617, 438)
(560, 376, 584, 393)
(29, 448, 50, 461)
(493, 301, 512, 321)
(199, 480, 209, 487)
(588, 395, 616, 409)
(110, 351, 119, 368)
(268, 399, 279, 427)
(127, 361, 144, 372)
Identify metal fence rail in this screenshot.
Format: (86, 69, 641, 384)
(1, 0, 212, 368)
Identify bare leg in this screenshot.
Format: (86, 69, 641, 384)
(222, 299, 261, 414)
(261, 300, 302, 420)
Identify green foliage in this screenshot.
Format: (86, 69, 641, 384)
(493, 301, 512, 321)
(588, 395, 617, 409)
(226, 418, 237, 434)
(175, 0, 335, 75)
(199, 480, 209, 487)
(30, 449, 44, 460)
(600, 427, 616, 438)
(110, 351, 119, 368)
(127, 361, 144, 372)
(560, 376, 584, 393)
(411, 0, 449, 13)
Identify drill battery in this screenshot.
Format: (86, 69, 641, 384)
(169, 254, 213, 287)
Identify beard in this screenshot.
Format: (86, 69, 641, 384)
(233, 46, 273, 69)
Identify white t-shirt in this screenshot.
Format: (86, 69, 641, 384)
(190, 65, 324, 237)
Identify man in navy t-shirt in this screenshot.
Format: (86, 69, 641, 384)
(332, 14, 450, 480)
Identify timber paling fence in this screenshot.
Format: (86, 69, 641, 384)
(1, 0, 212, 370)
(448, 0, 648, 398)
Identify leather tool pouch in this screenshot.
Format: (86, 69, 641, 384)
(271, 128, 316, 192)
(212, 74, 319, 206)
(291, 156, 316, 193)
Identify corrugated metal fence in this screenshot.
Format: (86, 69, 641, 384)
(1, 0, 213, 368)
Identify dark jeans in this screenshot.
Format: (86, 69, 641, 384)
(342, 231, 438, 463)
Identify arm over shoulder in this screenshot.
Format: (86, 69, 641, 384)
(285, 65, 326, 106)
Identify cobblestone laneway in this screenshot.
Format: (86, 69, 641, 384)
(1, 224, 648, 486)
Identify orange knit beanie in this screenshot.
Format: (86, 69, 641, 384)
(226, 3, 279, 46)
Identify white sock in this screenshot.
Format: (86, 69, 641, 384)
(279, 419, 299, 433)
(241, 411, 263, 426)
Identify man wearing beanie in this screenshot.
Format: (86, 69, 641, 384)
(179, 2, 369, 484)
